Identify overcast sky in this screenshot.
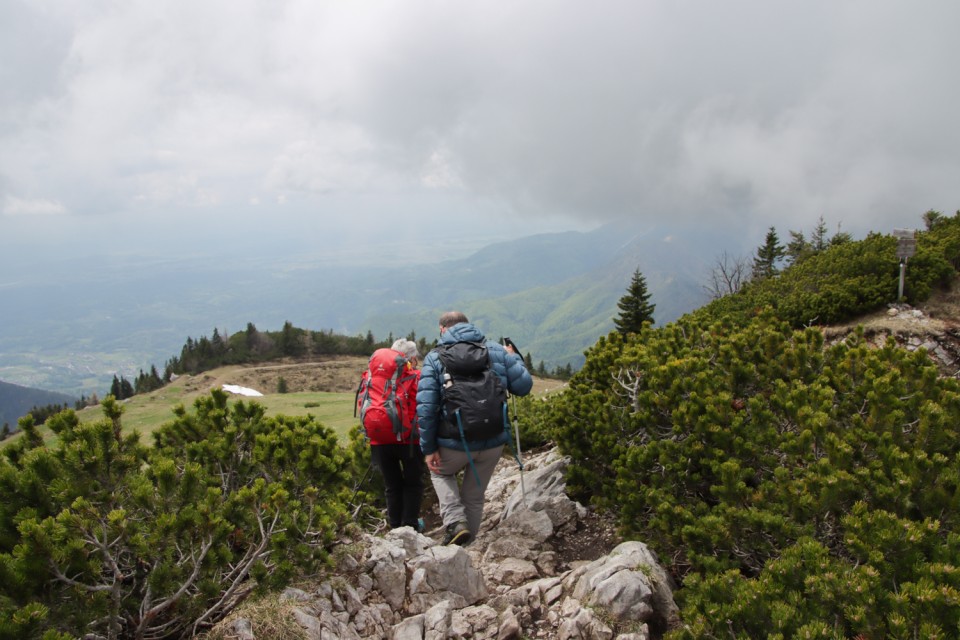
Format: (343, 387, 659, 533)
(2, 0, 959, 268)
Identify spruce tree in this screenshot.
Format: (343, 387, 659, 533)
(785, 229, 812, 265)
(613, 267, 655, 334)
(811, 215, 829, 251)
(751, 226, 785, 280)
(829, 221, 853, 246)
(119, 376, 134, 399)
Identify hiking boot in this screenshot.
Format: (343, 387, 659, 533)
(442, 521, 472, 546)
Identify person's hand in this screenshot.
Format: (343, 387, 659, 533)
(504, 343, 516, 354)
(426, 451, 441, 473)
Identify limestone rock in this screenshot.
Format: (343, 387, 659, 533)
(392, 614, 425, 640)
(570, 542, 680, 629)
(407, 544, 488, 605)
(501, 452, 571, 520)
(227, 447, 680, 640)
(225, 618, 255, 640)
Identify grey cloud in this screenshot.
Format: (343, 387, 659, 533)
(1, 0, 958, 246)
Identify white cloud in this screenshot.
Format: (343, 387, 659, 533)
(2, 196, 67, 216)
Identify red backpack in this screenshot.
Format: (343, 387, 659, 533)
(355, 348, 419, 444)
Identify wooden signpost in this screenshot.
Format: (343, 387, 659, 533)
(893, 228, 916, 301)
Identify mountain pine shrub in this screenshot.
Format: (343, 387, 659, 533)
(0, 391, 365, 639)
(548, 311, 960, 638)
(695, 213, 960, 330)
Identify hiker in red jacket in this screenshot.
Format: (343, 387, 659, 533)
(357, 339, 425, 530)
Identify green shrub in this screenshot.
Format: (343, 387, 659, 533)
(0, 391, 367, 639)
(508, 395, 553, 451)
(694, 216, 960, 330)
(549, 312, 960, 637)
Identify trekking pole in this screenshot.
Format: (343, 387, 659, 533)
(511, 393, 527, 508)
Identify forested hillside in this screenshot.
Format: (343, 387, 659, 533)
(364, 221, 727, 369)
(528, 211, 960, 638)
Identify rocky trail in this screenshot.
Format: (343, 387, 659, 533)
(214, 449, 680, 640)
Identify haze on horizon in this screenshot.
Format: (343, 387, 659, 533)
(1, 0, 959, 278)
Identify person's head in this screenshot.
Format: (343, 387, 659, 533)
(391, 338, 419, 363)
(438, 311, 469, 335)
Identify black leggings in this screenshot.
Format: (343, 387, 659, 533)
(371, 444, 425, 528)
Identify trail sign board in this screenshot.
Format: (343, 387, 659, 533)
(894, 228, 916, 259)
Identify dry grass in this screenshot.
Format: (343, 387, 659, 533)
(200, 593, 308, 640)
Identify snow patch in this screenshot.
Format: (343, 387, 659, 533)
(222, 384, 263, 397)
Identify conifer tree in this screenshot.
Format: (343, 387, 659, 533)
(120, 376, 133, 399)
(279, 320, 305, 357)
(811, 215, 829, 251)
(751, 226, 785, 280)
(785, 229, 812, 265)
(614, 267, 655, 334)
(416, 336, 430, 358)
(923, 209, 945, 230)
(829, 226, 853, 246)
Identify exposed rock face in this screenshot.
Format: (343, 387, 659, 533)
(826, 304, 960, 378)
(232, 449, 680, 639)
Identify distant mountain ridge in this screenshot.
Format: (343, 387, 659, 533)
(364, 221, 735, 368)
(0, 220, 746, 395)
(0, 380, 77, 432)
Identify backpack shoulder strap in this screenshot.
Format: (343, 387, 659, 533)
(354, 370, 369, 417)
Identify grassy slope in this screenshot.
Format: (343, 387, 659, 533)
(77, 390, 359, 443)
(73, 361, 364, 443)
(9, 357, 566, 447)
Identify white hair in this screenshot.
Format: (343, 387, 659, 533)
(391, 339, 419, 360)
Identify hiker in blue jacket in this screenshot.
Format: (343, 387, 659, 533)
(417, 310, 533, 546)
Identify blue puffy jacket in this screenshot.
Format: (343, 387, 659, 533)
(417, 322, 533, 455)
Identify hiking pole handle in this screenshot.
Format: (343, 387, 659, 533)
(502, 337, 521, 355)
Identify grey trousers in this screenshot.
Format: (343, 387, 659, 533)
(430, 445, 504, 536)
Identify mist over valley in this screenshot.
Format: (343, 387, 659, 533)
(0, 220, 739, 396)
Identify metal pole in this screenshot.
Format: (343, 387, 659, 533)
(898, 258, 906, 301)
(511, 395, 526, 507)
